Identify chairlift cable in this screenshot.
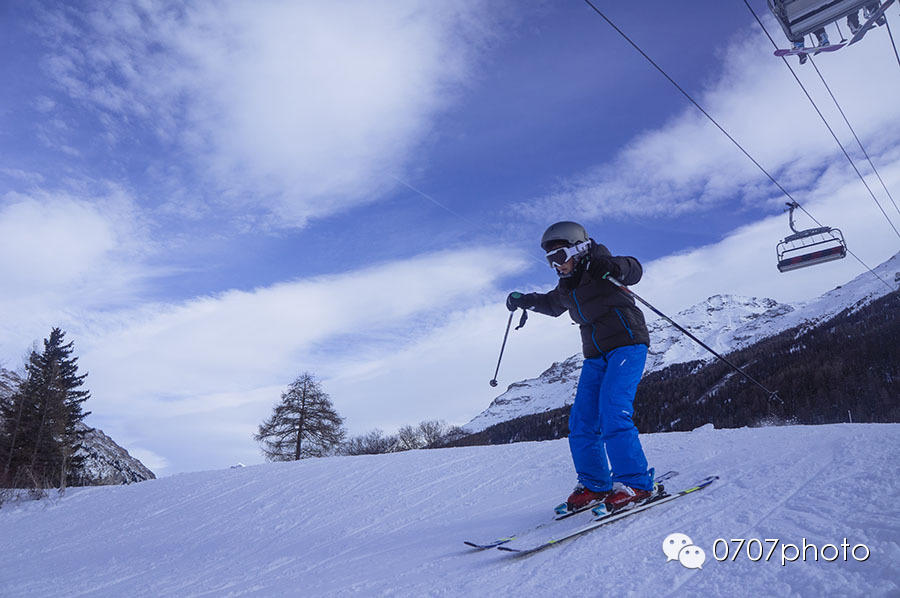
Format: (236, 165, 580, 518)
(886, 16, 900, 70)
(807, 54, 900, 237)
(581, 0, 808, 213)
(582, 0, 894, 291)
(741, 0, 900, 239)
(808, 56, 900, 218)
(744, 1, 900, 237)
(739, 1, 896, 289)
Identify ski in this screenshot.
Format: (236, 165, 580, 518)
(463, 470, 678, 550)
(496, 475, 718, 555)
(464, 536, 519, 550)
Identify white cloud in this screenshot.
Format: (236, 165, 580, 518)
(40, 0, 498, 228)
(125, 447, 169, 474)
(524, 18, 900, 222)
(78, 247, 528, 398)
(0, 188, 156, 355)
(0, 195, 115, 289)
(37, 246, 529, 473)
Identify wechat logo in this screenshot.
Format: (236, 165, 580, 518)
(663, 533, 706, 570)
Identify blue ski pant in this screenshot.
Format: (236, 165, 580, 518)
(569, 344, 653, 492)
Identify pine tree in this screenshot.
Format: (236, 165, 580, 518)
(0, 368, 22, 488)
(254, 373, 345, 461)
(0, 329, 91, 489)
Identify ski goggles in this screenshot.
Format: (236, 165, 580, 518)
(545, 240, 590, 267)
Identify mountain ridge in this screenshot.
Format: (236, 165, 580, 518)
(76, 423, 156, 485)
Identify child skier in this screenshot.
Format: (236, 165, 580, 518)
(506, 221, 655, 512)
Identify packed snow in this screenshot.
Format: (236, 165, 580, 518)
(1, 423, 897, 596)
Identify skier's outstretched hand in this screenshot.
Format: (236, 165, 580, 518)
(506, 292, 531, 312)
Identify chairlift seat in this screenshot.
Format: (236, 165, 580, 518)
(768, 0, 875, 39)
(776, 227, 847, 272)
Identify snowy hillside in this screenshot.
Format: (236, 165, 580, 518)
(463, 253, 899, 434)
(1, 423, 897, 597)
(463, 354, 584, 433)
(644, 295, 794, 372)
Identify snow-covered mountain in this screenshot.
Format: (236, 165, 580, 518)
(76, 423, 156, 485)
(463, 253, 899, 434)
(643, 295, 794, 372)
(1, 423, 896, 596)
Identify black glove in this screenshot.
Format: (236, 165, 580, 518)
(506, 291, 531, 312)
(591, 256, 621, 279)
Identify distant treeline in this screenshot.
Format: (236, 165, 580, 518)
(450, 290, 899, 448)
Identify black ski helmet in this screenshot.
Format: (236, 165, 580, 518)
(540, 221, 589, 250)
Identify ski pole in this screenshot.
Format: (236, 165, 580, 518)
(489, 311, 515, 387)
(604, 274, 781, 403)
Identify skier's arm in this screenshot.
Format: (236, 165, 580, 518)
(525, 287, 568, 317)
(590, 243, 643, 286)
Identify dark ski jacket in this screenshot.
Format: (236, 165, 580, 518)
(523, 241, 650, 359)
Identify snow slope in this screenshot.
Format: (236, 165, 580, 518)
(1, 424, 897, 597)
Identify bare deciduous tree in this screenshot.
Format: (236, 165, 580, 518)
(395, 424, 423, 451)
(254, 373, 345, 461)
(342, 429, 397, 455)
(417, 420, 450, 449)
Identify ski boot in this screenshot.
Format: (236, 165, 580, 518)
(603, 476, 666, 512)
(556, 483, 611, 514)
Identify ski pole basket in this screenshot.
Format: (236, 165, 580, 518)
(776, 202, 848, 272)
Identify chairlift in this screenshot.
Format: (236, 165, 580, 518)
(776, 202, 848, 272)
(768, 0, 895, 49)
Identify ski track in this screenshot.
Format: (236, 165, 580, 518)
(0, 424, 897, 597)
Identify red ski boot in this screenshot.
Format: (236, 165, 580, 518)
(565, 484, 612, 512)
(604, 482, 655, 511)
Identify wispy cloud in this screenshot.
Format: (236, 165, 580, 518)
(37, 0, 500, 228)
(523, 19, 900, 222)
(78, 247, 528, 396)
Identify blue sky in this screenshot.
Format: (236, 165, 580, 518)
(2, 1, 899, 475)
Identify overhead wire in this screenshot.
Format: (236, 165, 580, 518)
(580, 0, 805, 215)
(742, 0, 900, 239)
(580, 0, 894, 291)
(808, 56, 900, 218)
(886, 14, 900, 69)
